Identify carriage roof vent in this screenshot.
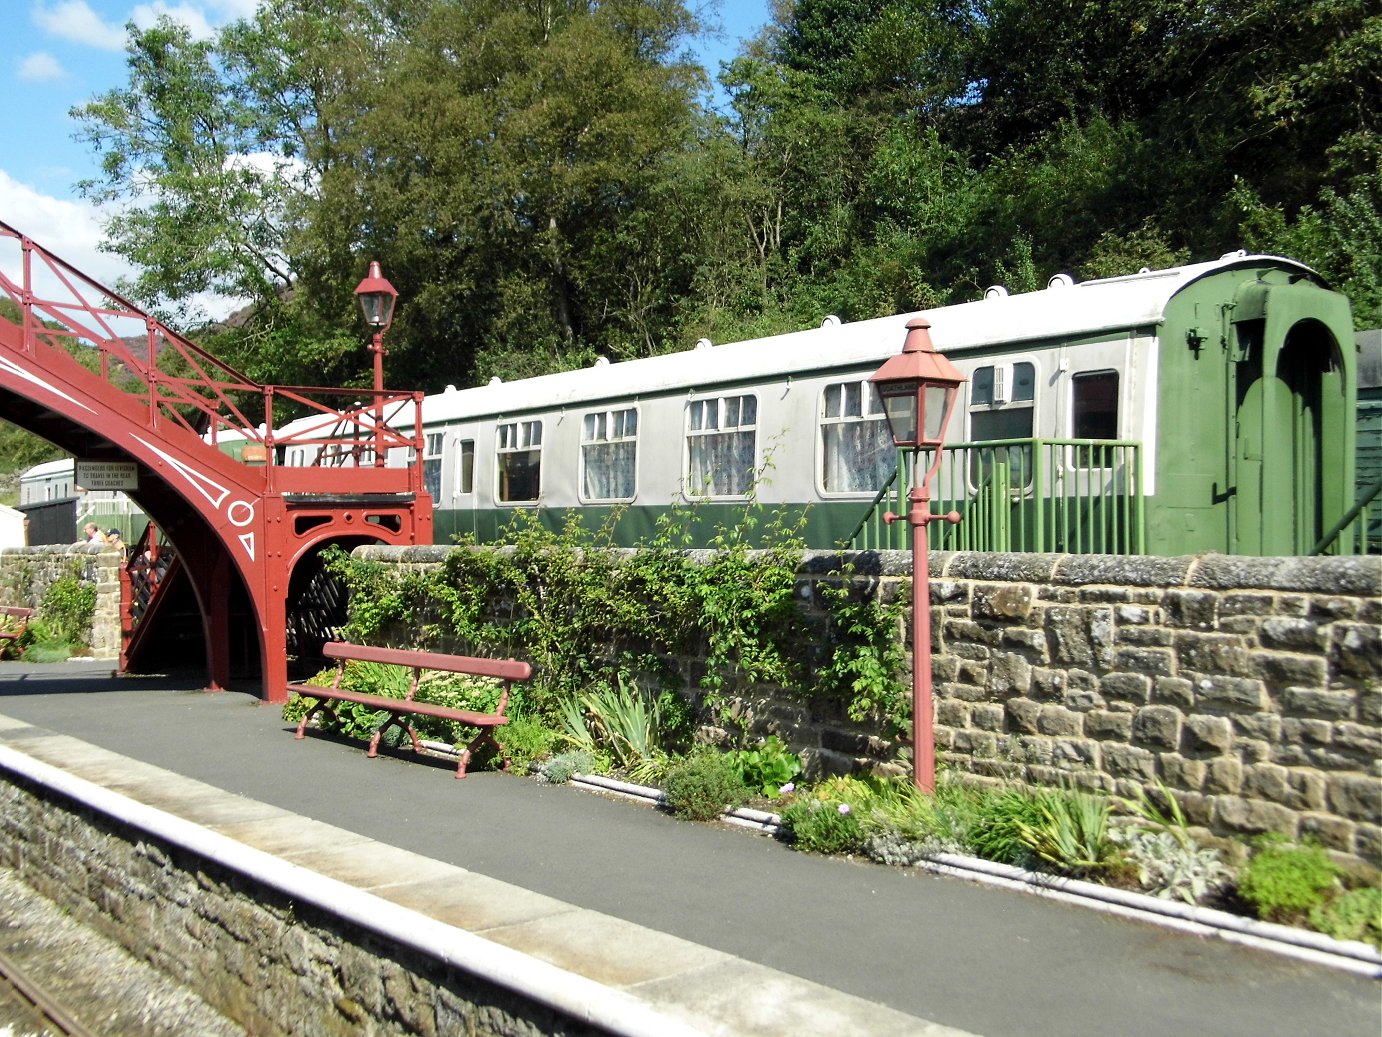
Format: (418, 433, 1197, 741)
(695, 338, 713, 350)
(984, 285, 1008, 300)
(593, 356, 610, 367)
(1047, 273, 1074, 289)
(489, 376, 502, 385)
(821, 314, 841, 327)
(1220, 249, 1248, 260)
(444, 384, 457, 393)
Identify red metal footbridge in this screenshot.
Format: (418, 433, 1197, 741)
(0, 220, 433, 701)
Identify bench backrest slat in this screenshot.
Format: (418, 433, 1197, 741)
(322, 641, 532, 682)
(0, 607, 32, 618)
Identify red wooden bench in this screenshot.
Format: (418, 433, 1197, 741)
(0, 607, 32, 658)
(290, 641, 532, 778)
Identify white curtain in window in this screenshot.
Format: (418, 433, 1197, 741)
(822, 418, 894, 492)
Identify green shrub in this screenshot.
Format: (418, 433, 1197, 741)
(1114, 829, 1232, 904)
(37, 569, 95, 650)
(1238, 839, 1341, 923)
(730, 735, 802, 797)
(533, 749, 595, 785)
(779, 777, 872, 855)
(502, 716, 560, 771)
(964, 787, 1047, 867)
(1014, 788, 1123, 878)
(662, 752, 749, 821)
(1309, 887, 1382, 948)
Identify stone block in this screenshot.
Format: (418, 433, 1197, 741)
(1005, 697, 1041, 734)
(1115, 604, 1157, 625)
(1281, 686, 1356, 719)
(971, 703, 1006, 732)
(1214, 796, 1297, 836)
(1242, 763, 1291, 804)
(1357, 688, 1382, 725)
(1193, 676, 1266, 711)
(1048, 607, 1094, 665)
(1259, 617, 1327, 653)
(1103, 743, 1157, 781)
(1354, 824, 1382, 869)
(1051, 738, 1099, 767)
(1160, 754, 1207, 792)
(1084, 710, 1132, 740)
(1182, 714, 1234, 754)
(1252, 652, 1326, 688)
(1116, 625, 1173, 647)
(1328, 775, 1382, 824)
(936, 699, 971, 728)
(1297, 812, 1356, 853)
(1230, 713, 1282, 743)
(1334, 623, 1382, 679)
(1164, 590, 1218, 630)
(1332, 723, 1382, 759)
(1287, 771, 1327, 812)
(1001, 625, 1048, 654)
(1152, 677, 1195, 709)
(1220, 592, 1275, 618)
(1113, 646, 1174, 677)
(1037, 705, 1083, 737)
(1236, 738, 1271, 763)
(1279, 717, 1332, 746)
(1100, 672, 1151, 704)
(1062, 688, 1105, 713)
(1205, 757, 1243, 794)
(1175, 632, 1254, 677)
(1132, 705, 1181, 750)
(989, 652, 1033, 695)
(972, 583, 1036, 622)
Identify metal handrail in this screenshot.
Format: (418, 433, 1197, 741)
(847, 438, 1145, 554)
(1310, 475, 1382, 555)
(0, 220, 423, 479)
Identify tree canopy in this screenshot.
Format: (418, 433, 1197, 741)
(69, 0, 1380, 396)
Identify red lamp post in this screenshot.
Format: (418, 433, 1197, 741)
(354, 261, 398, 468)
(870, 317, 965, 793)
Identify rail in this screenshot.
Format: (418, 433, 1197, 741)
(1311, 475, 1381, 556)
(848, 439, 1146, 554)
(0, 220, 424, 492)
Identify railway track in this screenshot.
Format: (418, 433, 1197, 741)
(0, 945, 96, 1037)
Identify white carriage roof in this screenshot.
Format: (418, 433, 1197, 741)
(19, 458, 74, 479)
(405, 252, 1318, 424)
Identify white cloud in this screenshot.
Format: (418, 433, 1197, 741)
(129, 2, 215, 40)
(0, 169, 135, 292)
(31, 2, 126, 52)
(19, 53, 65, 82)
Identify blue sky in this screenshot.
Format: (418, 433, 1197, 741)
(0, 0, 771, 315)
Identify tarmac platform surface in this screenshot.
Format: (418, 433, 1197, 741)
(0, 660, 1377, 1037)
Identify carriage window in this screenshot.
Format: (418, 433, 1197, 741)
(969, 362, 1036, 487)
(1072, 370, 1119, 467)
(686, 394, 757, 497)
(496, 420, 542, 502)
(582, 407, 638, 501)
(423, 432, 444, 499)
(457, 439, 474, 494)
(820, 380, 896, 494)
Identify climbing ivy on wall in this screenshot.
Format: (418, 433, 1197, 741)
(325, 507, 910, 734)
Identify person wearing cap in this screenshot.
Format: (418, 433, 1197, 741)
(106, 529, 126, 554)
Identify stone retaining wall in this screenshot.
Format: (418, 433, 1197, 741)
(0, 774, 602, 1037)
(357, 546, 1381, 870)
(0, 544, 120, 657)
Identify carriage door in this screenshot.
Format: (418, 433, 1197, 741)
(1232, 281, 1352, 555)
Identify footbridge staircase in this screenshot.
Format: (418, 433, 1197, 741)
(0, 221, 433, 701)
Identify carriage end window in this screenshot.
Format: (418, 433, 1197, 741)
(1072, 370, 1119, 467)
(686, 394, 757, 498)
(497, 420, 542, 502)
(582, 407, 638, 501)
(820, 380, 895, 494)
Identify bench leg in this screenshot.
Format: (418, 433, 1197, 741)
(368, 715, 422, 759)
(296, 700, 337, 740)
(456, 729, 508, 779)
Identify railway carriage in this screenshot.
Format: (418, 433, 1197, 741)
(383, 252, 1359, 556)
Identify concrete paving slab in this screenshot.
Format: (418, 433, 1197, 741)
(276, 837, 470, 891)
(380, 870, 578, 932)
(209, 814, 373, 858)
(485, 907, 736, 987)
